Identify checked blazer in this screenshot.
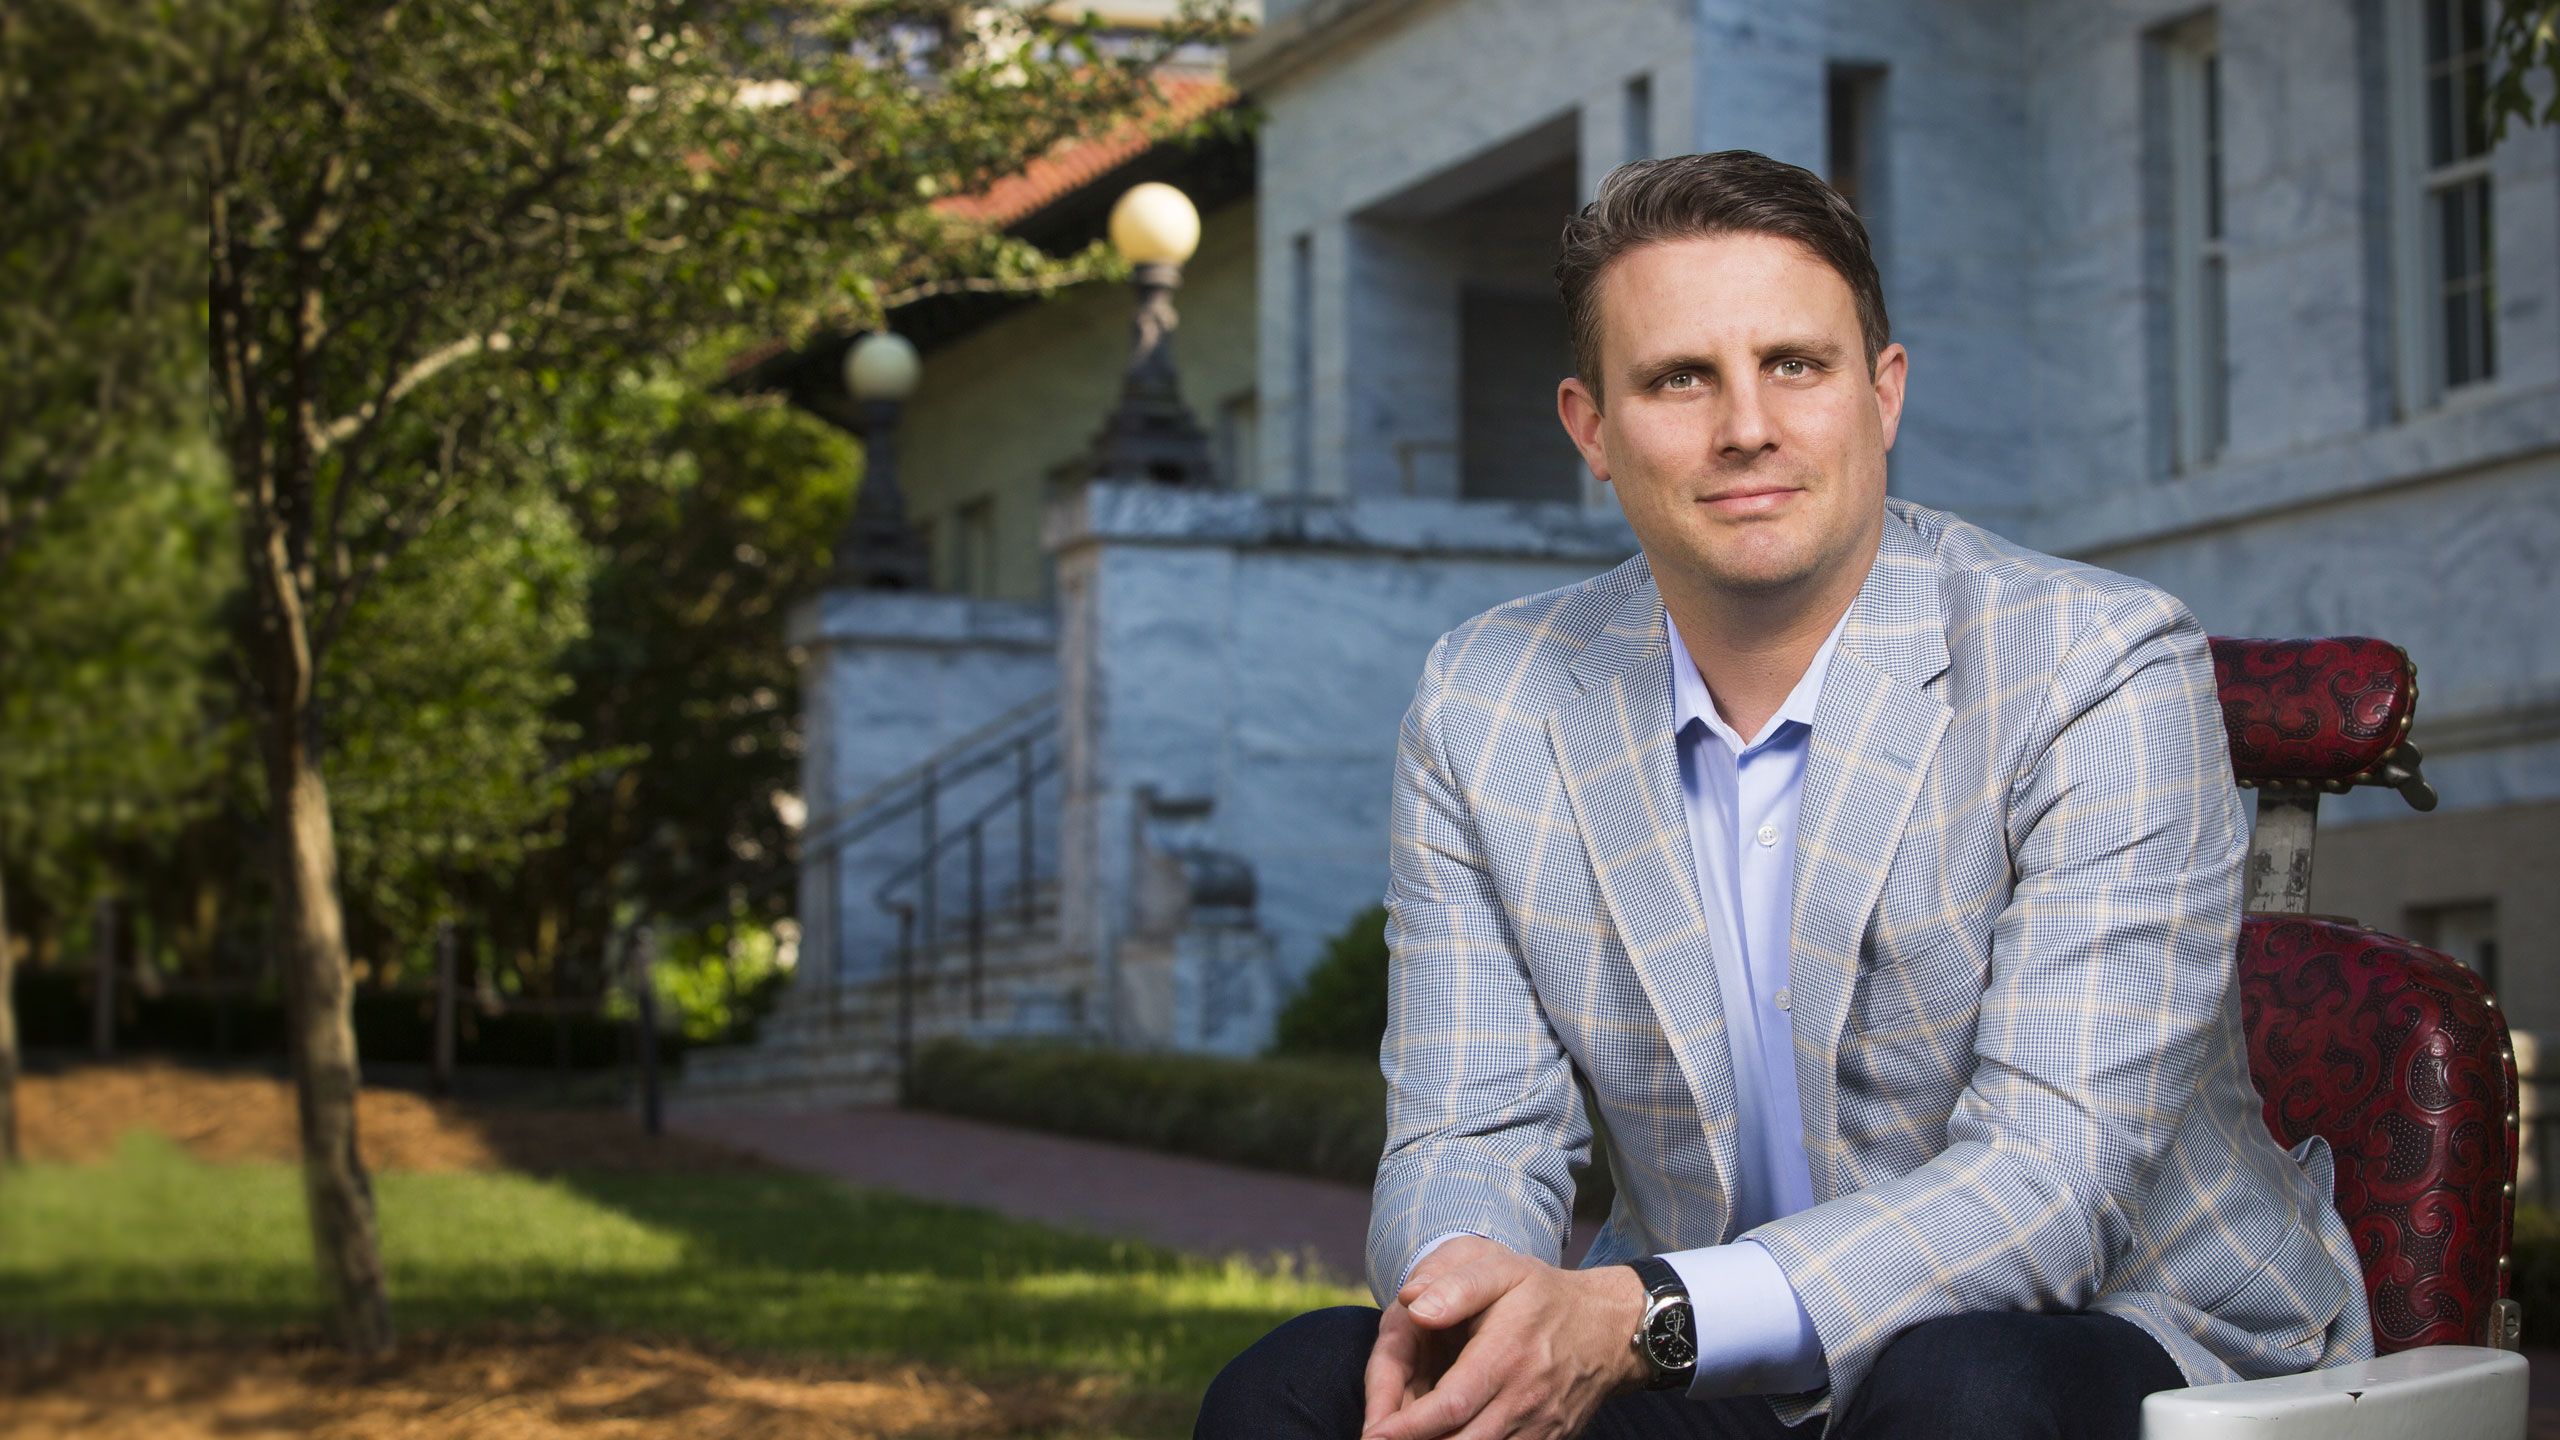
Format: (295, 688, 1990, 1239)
(1367, 498, 2372, 1427)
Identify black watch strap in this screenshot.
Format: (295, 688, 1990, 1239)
(1629, 1254, 1684, 1301)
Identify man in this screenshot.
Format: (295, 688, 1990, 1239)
(1195, 151, 2369, 1439)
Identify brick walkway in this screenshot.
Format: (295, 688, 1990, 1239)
(669, 1103, 1380, 1282)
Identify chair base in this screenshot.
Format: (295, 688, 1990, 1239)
(2138, 1345, 2526, 1439)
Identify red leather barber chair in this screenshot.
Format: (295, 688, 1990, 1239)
(2141, 637, 2527, 1436)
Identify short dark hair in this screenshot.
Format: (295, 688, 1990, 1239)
(1554, 150, 1889, 401)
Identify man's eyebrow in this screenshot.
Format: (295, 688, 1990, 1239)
(1623, 337, 1850, 383)
(1762, 335, 1849, 364)
(1623, 352, 1717, 383)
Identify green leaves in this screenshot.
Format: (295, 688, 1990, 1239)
(2487, 2, 2560, 144)
(0, 426, 236, 903)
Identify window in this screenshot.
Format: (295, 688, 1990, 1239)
(1290, 231, 1315, 495)
(2390, 0, 2498, 407)
(1824, 63, 1889, 290)
(2411, 898, 2500, 993)
(1623, 73, 1654, 163)
(1216, 391, 1259, 493)
(952, 497, 997, 598)
(2163, 16, 2230, 469)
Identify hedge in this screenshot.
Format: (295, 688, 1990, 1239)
(9, 966, 676, 1070)
(907, 1038, 1617, 1218)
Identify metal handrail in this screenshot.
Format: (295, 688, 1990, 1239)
(798, 690, 1057, 846)
(865, 728, 1064, 1088)
(870, 750, 1062, 909)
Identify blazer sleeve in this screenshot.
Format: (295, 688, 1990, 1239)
(1742, 585, 2252, 1426)
(1364, 631, 1591, 1305)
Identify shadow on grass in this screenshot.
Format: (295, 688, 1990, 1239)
(1, 1133, 1357, 1426)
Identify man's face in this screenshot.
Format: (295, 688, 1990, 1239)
(1558, 231, 1906, 606)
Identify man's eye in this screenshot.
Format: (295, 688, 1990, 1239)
(1663, 371, 1700, 390)
(1773, 358, 1810, 378)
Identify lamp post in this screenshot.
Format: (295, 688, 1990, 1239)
(834, 330, 931, 589)
(1085, 182, 1218, 488)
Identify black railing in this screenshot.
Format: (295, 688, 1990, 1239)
(784, 691, 1062, 1091)
(873, 739, 1063, 1088)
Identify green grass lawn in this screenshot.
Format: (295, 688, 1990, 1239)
(0, 1132, 1361, 1431)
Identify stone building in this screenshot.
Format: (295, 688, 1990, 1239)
(683, 0, 2560, 1106)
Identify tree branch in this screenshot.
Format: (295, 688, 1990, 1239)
(308, 328, 511, 457)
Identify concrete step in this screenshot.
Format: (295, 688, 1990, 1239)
(679, 911, 1088, 1103)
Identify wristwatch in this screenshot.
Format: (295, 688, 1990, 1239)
(1625, 1255, 1697, 1391)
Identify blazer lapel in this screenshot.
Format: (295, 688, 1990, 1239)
(1550, 576, 1743, 1241)
(1788, 512, 1953, 1200)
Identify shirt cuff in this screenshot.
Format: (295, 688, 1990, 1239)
(1396, 1229, 1496, 1298)
(1658, 1240, 1828, 1399)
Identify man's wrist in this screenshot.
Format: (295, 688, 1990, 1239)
(1587, 1262, 1655, 1391)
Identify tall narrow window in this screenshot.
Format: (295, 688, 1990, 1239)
(953, 497, 996, 598)
(1623, 73, 1654, 163)
(2391, 0, 2497, 407)
(1216, 391, 1259, 493)
(1289, 231, 1315, 494)
(2164, 16, 2230, 469)
(1824, 64, 1888, 267)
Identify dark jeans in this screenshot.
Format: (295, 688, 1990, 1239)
(1195, 1305, 2187, 1439)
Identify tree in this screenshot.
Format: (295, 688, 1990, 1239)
(323, 477, 597, 965)
(0, 0, 225, 1169)
(200, 0, 1237, 1351)
(0, 431, 235, 1162)
(501, 348, 855, 1003)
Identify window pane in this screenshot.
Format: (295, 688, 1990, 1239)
(2204, 53, 2225, 239)
(2445, 290, 2475, 387)
(2439, 181, 2470, 281)
(2460, 51, 2490, 159)
(2204, 253, 2230, 454)
(2426, 0, 2452, 64)
(2429, 69, 2454, 166)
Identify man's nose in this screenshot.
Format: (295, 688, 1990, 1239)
(1716, 383, 1777, 461)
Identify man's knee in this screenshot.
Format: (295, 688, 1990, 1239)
(1846, 1312, 2183, 1440)
(1195, 1305, 1381, 1440)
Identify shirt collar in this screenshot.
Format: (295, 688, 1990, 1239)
(1664, 602, 1851, 751)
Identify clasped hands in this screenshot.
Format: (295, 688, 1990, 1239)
(1361, 1235, 1654, 1440)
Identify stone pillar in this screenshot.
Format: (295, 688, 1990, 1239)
(1048, 481, 1636, 1053)
(791, 588, 1055, 987)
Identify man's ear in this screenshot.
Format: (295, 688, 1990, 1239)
(1871, 342, 1909, 452)
(1557, 375, 1610, 485)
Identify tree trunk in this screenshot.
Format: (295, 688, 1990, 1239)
(213, 163, 395, 1354)
(263, 697, 396, 1356)
(1, 837, 20, 1165)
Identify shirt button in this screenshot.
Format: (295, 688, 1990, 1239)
(1755, 823, 1779, 847)
(1774, 987, 1792, 1012)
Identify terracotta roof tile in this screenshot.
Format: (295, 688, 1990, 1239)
(933, 75, 1235, 229)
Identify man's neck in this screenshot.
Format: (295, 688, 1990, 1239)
(1660, 553, 1872, 746)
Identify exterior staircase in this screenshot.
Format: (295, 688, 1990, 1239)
(677, 694, 1075, 1109)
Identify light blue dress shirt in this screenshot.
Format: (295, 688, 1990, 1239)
(1653, 603, 1839, 1399)
(1399, 602, 1843, 1400)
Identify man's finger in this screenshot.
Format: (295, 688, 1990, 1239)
(1398, 1258, 1514, 1328)
(1363, 1303, 1422, 1432)
(1363, 1341, 1500, 1440)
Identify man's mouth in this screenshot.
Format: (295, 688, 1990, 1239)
(1698, 486, 1802, 515)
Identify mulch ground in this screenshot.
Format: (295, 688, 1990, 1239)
(0, 1332, 1118, 1439)
(15, 1060, 760, 1173)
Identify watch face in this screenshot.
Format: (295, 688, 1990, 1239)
(1645, 1302, 1697, 1370)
